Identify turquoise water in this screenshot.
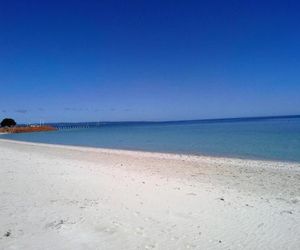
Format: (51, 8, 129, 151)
(1, 117, 300, 162)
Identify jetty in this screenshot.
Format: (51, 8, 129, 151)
(0, 125, 57, 134)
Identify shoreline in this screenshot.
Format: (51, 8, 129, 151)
(1, 138, 299, 249)
(1, 138, 299, 168)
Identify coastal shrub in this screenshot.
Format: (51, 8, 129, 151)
(1, 118, 17, 127)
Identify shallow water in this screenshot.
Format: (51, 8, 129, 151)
(2, 117, 300, 162)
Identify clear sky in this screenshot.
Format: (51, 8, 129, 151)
(1, 0, 300, 123)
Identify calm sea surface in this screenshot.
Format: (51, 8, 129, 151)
(1, 117, 300, 162)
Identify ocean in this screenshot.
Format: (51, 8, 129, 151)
(1, 116, 300, 162)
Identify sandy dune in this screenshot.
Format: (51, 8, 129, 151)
(0, 139, 299, 249)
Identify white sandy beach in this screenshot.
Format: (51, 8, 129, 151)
(0, 139, 300, 250)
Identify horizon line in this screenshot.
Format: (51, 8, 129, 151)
(30, 114, 300, 125)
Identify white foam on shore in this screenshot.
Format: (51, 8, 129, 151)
(0, 139, 299, 249)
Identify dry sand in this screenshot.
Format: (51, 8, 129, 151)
(0, 139, 300, 250)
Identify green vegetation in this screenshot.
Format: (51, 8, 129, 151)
(1, 118, 17, 128)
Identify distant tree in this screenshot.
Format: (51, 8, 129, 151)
(1, 118, 17, 128)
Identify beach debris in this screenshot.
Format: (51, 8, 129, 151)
(4, 231, 11, 237)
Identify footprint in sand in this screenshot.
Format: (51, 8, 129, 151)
(144, 243, 156, 249)
(280, 210, 293, 215)
(291, 198, 299, 204)
(135, 226, 144, 235)
(186, 192, 197, 196)
(45, 220, 65, 230)
(95, 226, 117, 235)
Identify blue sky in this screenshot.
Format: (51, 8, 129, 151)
(1, 0, 300, 123)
